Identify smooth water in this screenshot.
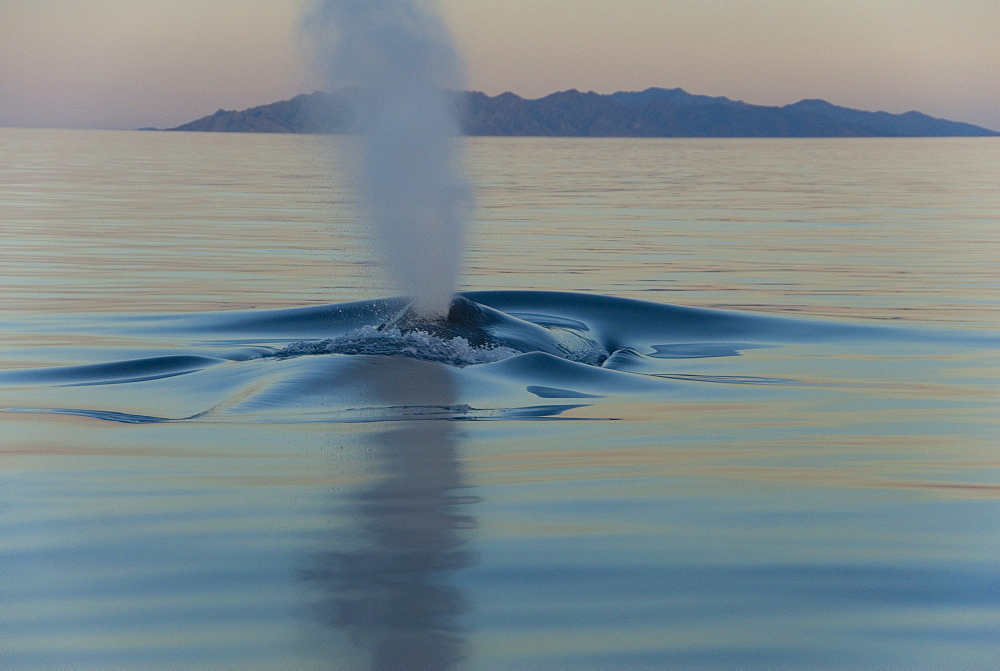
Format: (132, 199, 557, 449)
(1, 129, 998, 669)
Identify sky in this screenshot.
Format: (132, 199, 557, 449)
(1, 0, 997, 131)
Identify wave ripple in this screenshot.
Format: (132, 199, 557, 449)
(2, 291, 989, 424)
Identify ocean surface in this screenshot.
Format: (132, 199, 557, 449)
(1, 129, 998, 669)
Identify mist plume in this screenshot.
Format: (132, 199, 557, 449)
(307, 0, 470, 317)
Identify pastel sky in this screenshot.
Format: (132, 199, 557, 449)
(1, 0, 997, 131)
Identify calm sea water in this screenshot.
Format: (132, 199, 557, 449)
(1, 129, 998, 669)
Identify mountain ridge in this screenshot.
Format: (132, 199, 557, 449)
(164, 88, 999, 137)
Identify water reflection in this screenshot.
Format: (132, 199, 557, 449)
(301, 355, 475, 669)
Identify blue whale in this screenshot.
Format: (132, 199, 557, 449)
(378, 295, 608, 364)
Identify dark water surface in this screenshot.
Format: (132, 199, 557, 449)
(1, 130, 998, 669)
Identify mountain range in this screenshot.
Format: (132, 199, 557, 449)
(164, 87, 998, 137)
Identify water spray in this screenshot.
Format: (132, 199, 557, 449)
(308, 0, 470, 318)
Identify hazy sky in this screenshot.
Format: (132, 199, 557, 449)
(1, 0, 997, 131)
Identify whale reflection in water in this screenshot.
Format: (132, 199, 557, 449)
(299, 357, 475, 668)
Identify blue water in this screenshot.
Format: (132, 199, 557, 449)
(3, 290, 998, 668)
(2, 130, 998, 669)
(3, 290, 995, 425)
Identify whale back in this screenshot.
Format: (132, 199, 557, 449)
(378, 295, 607, 363)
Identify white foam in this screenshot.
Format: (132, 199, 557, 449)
(272, 325, 518, 367)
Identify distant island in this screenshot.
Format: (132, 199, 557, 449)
(163, 87, 999, 137)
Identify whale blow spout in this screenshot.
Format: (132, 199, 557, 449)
(308, 0, 469, 320)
